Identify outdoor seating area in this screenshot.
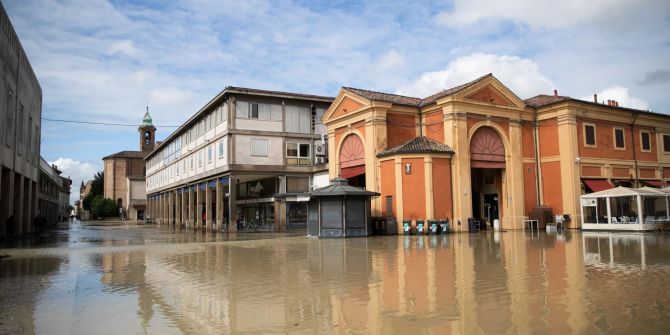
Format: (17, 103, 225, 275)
(580, 186, 670, 231)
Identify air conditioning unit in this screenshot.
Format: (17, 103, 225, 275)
(314, 143, 326, 156)
(315, 157, 326, 164)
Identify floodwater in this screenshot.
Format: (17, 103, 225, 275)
(1, 222, 670, 334)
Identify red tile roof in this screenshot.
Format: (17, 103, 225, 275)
(344, 73, 493, 108)
(523, 94, 570, 107)
(377, 136, 454, 157)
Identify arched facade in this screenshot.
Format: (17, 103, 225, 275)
(338, 133, 365, 178)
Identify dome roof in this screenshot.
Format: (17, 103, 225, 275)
(141, 109, 153, 127)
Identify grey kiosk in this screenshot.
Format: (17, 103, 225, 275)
(307, 178, 379, 238)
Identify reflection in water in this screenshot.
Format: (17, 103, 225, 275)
(1, 224, 670, 334)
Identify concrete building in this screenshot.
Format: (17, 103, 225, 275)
(0, 3, 43, 239)
(59, 175, 71, 221)
(102, 109, 157, 220)
(145, 87, 333, 232)
(38, 158, 62, 227)
(322, 74, 670, 231)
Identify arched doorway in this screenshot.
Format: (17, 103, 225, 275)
(339, 134, 366, 188)
(470, 127, 505, 227)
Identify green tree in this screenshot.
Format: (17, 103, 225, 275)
(90, 171, 104, 196)
(90, 196, 119, 218)
(82, 193, 95, 211)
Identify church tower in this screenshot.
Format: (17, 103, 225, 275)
(139, 106, 156, 152)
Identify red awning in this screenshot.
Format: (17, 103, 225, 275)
(642, 180, 666, 188)
(583, 179, 614, 192)
(340, 165, 365, 179)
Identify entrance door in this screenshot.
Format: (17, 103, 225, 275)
(483, 194, 499, 222)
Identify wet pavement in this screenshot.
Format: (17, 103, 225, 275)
(1, 221, 670, 334)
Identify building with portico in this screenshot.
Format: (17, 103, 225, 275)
(144, 87, 333, 232)
(322, 74, 670, 231)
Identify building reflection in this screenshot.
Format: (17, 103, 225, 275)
(91, 231, 670, 333)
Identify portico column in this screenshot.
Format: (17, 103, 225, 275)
(175, 191, 182, 226)
(181, 188, 187, 227)
(188, 186, 194, 228)
(444, 111, 472, 231)
(508, 119, 526, 229)
(229, 175, 237, 232)
(205, 182, 213, 231)
(168, 191, 174, 225)
(196, 184, 203, 229)
(164, 192, 169, 225)
(216, 181, 223, 230)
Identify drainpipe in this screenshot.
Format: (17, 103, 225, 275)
(631, 110, 639, 187)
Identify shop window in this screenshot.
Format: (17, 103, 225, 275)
(613, 128, 625, 149)
(640, 131, 651, 152)
(584, 124, 596, 147)
(286, 142, 310, 165)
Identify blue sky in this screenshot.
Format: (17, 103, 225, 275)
(3, 0, 670, 200)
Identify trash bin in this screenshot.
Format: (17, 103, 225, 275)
(468, 217, 478, 232)
(439, 219, 450, 234)
(403, 220, 412, 235)
(427, 220, 438, 234)
(386, 218, 398, 235)
(416, 219, 425, 235)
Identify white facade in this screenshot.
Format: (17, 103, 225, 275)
(144, 87, 332, 232)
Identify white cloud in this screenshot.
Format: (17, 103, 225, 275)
(581, 86, 649, 110)
(149, 87, 195, 108)
(109, 40, 141, 57)
(436, 0, 667, 30)
(375, 50, 404, 72)
(397, 53, 553, 99)
(48, 157, 101, 204)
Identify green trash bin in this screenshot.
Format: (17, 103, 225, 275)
(428, 220, 438, 234)
(403, 220, 412, 235)
(416, 219, 425, 235)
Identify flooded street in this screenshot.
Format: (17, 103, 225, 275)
(1, 223, 670, 334)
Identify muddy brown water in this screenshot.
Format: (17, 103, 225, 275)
(1, 222, 670, 334)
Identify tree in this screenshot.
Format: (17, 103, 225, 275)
(91, 171, 104, 196)
(82, 193, 95, 211)
(90, 196, 119, 218)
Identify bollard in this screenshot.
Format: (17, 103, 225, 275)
(403, 220, 412, 235)
(416, 219, 425, 235)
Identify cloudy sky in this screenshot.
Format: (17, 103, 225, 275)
(4, 0, 670, 202)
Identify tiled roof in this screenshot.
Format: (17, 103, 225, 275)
(419, 73, 493, 107)
(377, 136, 454, 158)
(309, 178, 380, 197)
(225, 86, 335, 102)
(343, 73, 493, 108)
(342, 87, 422, 106)
(523, 94, 570, 107)
(103, 150, 146, 160)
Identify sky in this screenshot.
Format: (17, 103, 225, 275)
(3, 0, 670, 203)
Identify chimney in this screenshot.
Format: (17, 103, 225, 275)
(593, 94, 598, 103)
(607, 99, 612, 106)
(553, 89, 558, 97)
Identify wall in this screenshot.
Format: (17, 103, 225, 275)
(432, 157, 452, 219)
(379, 160, 395, 217)
(234, 135, 284, 166)
(401, 158, 425, 220)
(386, 113, 416, 148)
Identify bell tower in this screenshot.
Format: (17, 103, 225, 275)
(139, 106, 156, 152)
